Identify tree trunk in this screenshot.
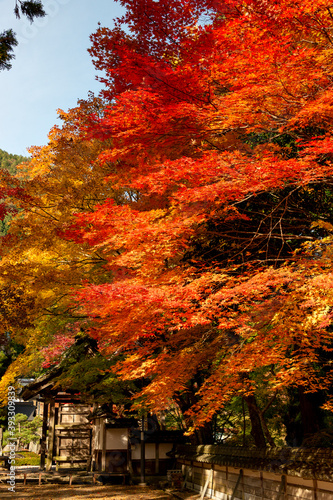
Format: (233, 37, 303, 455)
(259, 411, 275, 447)
(298, 387, 323, 439)
(173, 390, 214, 444)
(243, 393, 267, 448)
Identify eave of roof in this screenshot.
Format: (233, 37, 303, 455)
(174, 445, 333, 481)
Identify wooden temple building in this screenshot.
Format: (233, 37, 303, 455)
(20, 337, 183, 477)
(21, 373, 92, 471)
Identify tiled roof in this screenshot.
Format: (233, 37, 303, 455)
(175, 445, 333, 480)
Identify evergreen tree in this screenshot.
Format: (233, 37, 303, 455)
(0, 1, 46, 70)
(0, 149, 28, 174)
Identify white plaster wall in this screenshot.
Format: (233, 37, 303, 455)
(131, 444, 141, 460)
(132, 442, 155, 460)
(159, 443, 173, 459)
(145, 443, 156, 459)
(131, 442, 173, 460)
(106, 428, 128, 449)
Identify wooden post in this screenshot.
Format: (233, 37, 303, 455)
(276, 475, 287, 500)
(200, 468, 213, 500)
(242, 467, 244, 500)
(0, 427, 3, 456)
(155, 442, 159, 475)
(182, 466, 191, 490)
(127, 428, 133, 478)
(54, 405, 59, 457)
(313, 479, 318, 500)
(231, 469, 243, 500)
(101, 418, 107, 472)
(90, 421, 95, 472)
(192, 461, 194, 490)
(40, 402, 49, 470)
(89, 403, 97, 472)
(139, 415, 147, 486)
(200, 469, 213, 500)
(211, 466, 214, 499)
(46, 400, 55, 471)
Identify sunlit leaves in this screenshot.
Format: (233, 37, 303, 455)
(68, 0, 333, 435)
(3, 0, 333, 442)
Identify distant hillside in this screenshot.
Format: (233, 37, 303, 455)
(0, 149, 29, 175)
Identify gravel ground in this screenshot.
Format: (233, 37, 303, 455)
(0, 484, 178, 500)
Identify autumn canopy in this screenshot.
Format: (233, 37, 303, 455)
(1, 0, 333, 447)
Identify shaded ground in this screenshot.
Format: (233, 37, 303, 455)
(0, 484, 177, 500)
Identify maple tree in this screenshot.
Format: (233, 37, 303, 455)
(0, 94, 126, 401)
(2, 0, 333, 447)
(68, 0, 333, 446)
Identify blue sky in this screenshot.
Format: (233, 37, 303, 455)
(0, 0, 124, 156)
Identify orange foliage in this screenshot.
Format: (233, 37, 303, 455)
(3, 0, 333, 438)
(60, 0, 333, 432)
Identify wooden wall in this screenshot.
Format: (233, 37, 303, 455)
(179, 461, 333, 500)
